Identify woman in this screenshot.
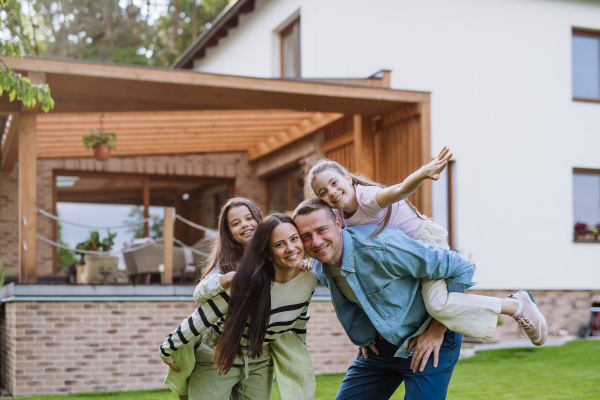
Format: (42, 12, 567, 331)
(160, 212, 317, 400)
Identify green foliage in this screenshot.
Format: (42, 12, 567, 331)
(76, 230, 117, 253)
(0, 0, 231, 68)
(0, 262, 7, 288)
(0, 39, 55, 112)
(125, 205, 163, 240)
(56, 220, 79, 273)
(82, 129, 116, 150)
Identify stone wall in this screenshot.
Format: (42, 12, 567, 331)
(0, 152, 266, 278)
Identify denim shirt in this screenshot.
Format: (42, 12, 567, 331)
(312, 225, 476, 358)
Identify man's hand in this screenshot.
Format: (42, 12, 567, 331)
(421, 146, 452, 181)
(356, 345, 379, 359)
(408, 319, 447, 372)
(166, 360, 181, 372)
(219, 271, 236, 289)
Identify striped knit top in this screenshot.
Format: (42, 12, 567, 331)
(159, 269, 317, 364)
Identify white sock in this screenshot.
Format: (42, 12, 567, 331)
(511, 299, 523, 318)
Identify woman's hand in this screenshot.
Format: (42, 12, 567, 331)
(219, 271, 236, 289)
(299, 259, 312, 271)
(166, 360, 181, 372)
(420, 146, 452, 181)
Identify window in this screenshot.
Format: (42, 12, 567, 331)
(280, 18, 301, 78)
(432, 161, 454, 249)
(573, 168, 600, 242)
(267, 165, 303, 215)
(573, 29, 600, 101)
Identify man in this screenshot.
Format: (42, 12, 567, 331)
(293, 199, 474, 400)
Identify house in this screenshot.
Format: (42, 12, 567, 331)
(174, 0, 600, 330)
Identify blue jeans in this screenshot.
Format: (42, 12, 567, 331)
(335, 330, 462, 400)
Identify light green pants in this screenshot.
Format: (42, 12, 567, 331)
(188, 342, 274, 400)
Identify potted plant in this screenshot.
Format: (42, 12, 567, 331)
(83, 128, 116, 161)
(76, 231, 119, 284)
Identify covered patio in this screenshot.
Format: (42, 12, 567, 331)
(1, 57, 432, 284)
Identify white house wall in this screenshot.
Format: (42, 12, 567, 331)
(194, 0, 600, 290)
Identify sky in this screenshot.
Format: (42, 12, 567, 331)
(56, 202, 165, 270)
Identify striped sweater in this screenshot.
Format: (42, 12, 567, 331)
(159, 269, 317, 364)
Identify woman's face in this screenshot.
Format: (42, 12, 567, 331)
(311, 169, 355, 209)
(268, 222, 304, 271)
(227, 205, 258, 248)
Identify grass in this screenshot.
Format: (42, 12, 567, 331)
(17, 340, 600, 400)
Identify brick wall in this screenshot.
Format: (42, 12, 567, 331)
(0, 152, 267, 278)
(1, 290, 597, 397)
(470, 289, 600, 340)
(0, 299, 351, 397)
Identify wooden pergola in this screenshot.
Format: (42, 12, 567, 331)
(0, 57, 431, 284)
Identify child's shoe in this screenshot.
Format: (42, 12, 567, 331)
(509, 290, 548, 346)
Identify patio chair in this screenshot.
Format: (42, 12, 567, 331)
(129, 242, 187, 284)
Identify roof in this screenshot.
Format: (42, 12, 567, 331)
(1, 56, 429, 165)
(172, 0, 255, 69)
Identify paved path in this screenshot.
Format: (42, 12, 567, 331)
(459, 336, 577, 358)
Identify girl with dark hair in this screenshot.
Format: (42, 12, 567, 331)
(160, 212, 317, 400)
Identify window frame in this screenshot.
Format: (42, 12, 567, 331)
(573, 167, 600, 243)
(280, 17, 301, 78)
(572, 28, 600, 103)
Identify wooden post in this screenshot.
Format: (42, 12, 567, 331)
(418, 102, 433, 217)
(353, 115, 375, 178)
(18, 113, 37, 283)
(143, 177, 150, 237)
(163, 207, 174, 284)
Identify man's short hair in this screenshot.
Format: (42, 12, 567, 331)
(292, 199, 337, 223)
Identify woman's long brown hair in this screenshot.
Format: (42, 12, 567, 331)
(212, 213, 295, 374)
(305, 158, 424, 239)
(200, 198, 263, 279)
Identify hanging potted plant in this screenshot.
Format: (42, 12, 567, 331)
(83, 128, 117, 161)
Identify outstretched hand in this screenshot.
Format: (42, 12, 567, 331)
(408, 319, 447, 373)
(421, 146, 452, 181)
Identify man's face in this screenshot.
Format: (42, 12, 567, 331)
(294, 209, 343, 267)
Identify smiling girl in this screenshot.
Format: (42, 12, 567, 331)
(305, 150, 548, 347)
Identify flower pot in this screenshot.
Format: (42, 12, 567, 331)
(84, 254, 119, 284)
(93, 144, 111, 161)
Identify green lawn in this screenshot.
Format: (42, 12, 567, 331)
(19, 340, 600, 400)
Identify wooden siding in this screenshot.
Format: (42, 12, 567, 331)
(322, 116, 355, 170)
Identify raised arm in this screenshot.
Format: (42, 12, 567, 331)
(375, 146, 452, 209)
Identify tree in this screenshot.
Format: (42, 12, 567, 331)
(56, 219, 79, 273)
(124, 205, 163, 240)
(0, 0, 231, 68)
(150, 0, 229, 67)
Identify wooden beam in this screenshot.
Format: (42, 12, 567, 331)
(1, 113, 20, 172)
(321, 132, 353, 154)
(143, 177, 150, 237)
(247, 112, 344, 161)
(353, 115, 374, 178)
(18, 112, 37, 283)
(163, 207, 174, 284)
(418, 102, 432, 217)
